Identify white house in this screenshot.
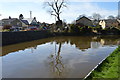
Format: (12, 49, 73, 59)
(99, 20, 106, 29)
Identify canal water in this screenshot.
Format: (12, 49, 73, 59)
(1, 36, 120, 78)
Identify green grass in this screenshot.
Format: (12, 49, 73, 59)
(85, 46, 120, 80)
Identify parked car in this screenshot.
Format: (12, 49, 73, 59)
(28, 26, 38, 31)
(10, 27, 23, 32)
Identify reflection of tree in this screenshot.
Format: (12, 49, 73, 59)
(48, 42, 64, 78)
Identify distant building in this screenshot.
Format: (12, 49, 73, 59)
(30, 17, 39, 26)
(105, 19, 120, 29)
(76, 16, 93, 27)
(2, 17, 22, 27)
(118, 1, 120, 19)
(0, 20, 2, 26)
(20, 20, 29, 27)
(99, 20, 106, 29)
(23, 17, 39, 27)
(0, 20, 3, 31)
(99, 19, 120, 29)
(92, 19, 99, 26)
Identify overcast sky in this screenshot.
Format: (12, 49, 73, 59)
(0, 0, 119, 23)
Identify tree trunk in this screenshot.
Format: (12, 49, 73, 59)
(57, 14, 61, 21)
(57, 43, 62, 57)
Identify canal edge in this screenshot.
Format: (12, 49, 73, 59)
(83, 48, 117, 80)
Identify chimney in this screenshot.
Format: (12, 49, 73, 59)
(30, 11, 32, 19)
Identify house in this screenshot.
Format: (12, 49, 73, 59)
(76, 16, 93, 27)
(19, 17, 40, 31)
(99, 19, 120, 29)
(0, 20, 3, 31)
(20, 17, 39, 31)
(23, 17, 39, 27)
(117, 19, 120, 28)
(99, 20, 106, 29)
(92, 19, 99, 26)
(20, 20, 29, 27)
(30, 17, 39, 26)
(105, 19, 120, 29)
(2, 17, 31, 31)
(0, 20, 2, 26)
(2, 17, 22, 27)
(22, 18, 33, 25)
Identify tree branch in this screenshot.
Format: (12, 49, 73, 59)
(44, 0, 67, 21)
(58, 0, 64, 12)
(51, 13, 57, 17)
(47, 2, 58, 15)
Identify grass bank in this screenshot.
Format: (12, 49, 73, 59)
(85, 46, 120, 80)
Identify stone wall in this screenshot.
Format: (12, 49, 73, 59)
(2, 30, 53, 46)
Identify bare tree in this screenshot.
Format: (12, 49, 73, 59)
(44, 0, 67, 24)
(107, 15, 115, 19)
(88, 16, 93, 20)
(93, 13, 102, 21)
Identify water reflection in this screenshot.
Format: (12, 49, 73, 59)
(2, 35, 120, 56)
(2, 35, 120, 78)
(48, 42, 64, 78)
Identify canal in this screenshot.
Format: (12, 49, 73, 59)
(1, 36, 120, 78)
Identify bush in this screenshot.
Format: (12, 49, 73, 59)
(70, 24, 80, 33)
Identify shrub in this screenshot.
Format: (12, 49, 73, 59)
(70, 24, 80, 33)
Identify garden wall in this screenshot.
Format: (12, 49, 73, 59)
(2, 30, 53, 46)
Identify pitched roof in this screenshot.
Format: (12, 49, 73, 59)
(23, 18, 33, 24)
(76, 16, 92, 21)
(2, 18, 18, 20)
(105, 19, 119, 23)
(2, 18, 19, 24)
(21, 20, 29, 25)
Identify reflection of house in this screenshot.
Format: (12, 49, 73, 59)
(100, 39, 105, 45)
(76, 43, 91, 50)
(91, 42, 101, 49)
(76, 16, 93, 27)
(70, 37, 91, 50)
(100, 38, 119, 46)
